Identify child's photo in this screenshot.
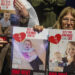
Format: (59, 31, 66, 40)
(12, 39, 48, 71)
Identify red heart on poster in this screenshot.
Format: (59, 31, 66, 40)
(13, 32, 26, 42)
(48, 34, 61, 44)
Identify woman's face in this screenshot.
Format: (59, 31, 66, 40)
(61, 13, 75, 30)
(67, 43, 75, 57)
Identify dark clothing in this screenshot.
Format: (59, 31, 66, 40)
(62, 57, 68, 63)
(63, 57, 75, 72)
(30, 0, 66, 27)
(30, 57, 43, 70)
(63, 62, 75, 72)
(66, 0, 75, 8)
(0, 40, 11, 75)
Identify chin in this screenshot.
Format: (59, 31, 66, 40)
(68, 28, 73, 30)
(64, 28, 73, 30)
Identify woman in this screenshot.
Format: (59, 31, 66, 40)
(63, 42, 75, 72)
(34, 7, 75, 31)
(53, 7, 75, 30)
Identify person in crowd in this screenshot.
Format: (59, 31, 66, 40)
(0, 12, 11, 35)
(33, 6, 75, 31)
(53, 7, 75, 30)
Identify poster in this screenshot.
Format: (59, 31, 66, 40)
(0, 0, 74, 75)
(48, 29, 75, 75)
(12, 26, 49, 75)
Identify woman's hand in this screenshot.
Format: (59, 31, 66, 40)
(14, 0, 29, 17)
(33, 25, 44, 32)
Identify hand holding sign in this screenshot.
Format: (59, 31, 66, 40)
(33, 25, 44, 32)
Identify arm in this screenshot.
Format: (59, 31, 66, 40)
(27, 4, 40, 27)
(14, 0, 39, 27)
(14, 0, 29, 25)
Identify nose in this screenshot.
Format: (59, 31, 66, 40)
(67, 19, 72, 27)
(67, 19, 71, 24)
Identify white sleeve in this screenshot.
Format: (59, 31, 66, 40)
(26, 1, 40, 27)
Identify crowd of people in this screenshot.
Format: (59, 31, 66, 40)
(0, 0, 75, 75)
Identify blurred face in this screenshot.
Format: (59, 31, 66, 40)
(62, 13, 75, 30)
(24, 41, 32, 50)
(67, 43, 75, 57)
(4, 12, 10, 20)
(55, 52, 62, 61)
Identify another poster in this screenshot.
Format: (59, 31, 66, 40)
(49, 29, 75, 75)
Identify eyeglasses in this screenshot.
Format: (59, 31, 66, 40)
(62, 18, 75, 23)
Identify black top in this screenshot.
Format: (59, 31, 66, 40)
(63, 62, 75, 72)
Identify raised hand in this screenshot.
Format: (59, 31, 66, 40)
(14, 0, 29, 17)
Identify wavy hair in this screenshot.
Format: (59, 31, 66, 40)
(53, 7, 75, 29)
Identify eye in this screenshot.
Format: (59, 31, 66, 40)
(70, 19, 75, 23)
(63, 18, 69, 21)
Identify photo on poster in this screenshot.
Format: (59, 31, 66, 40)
(12, 27, 49, 71)
(0, 11, 12, 36)
(49, 29, 75, 73)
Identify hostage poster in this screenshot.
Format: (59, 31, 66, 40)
(11, 26, 49, 75)
(48, 29, 75, 75)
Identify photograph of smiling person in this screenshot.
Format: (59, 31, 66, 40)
(63, 42, 75, 72)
